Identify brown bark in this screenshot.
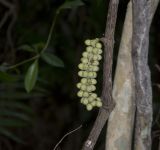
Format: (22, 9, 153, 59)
(132, 0, 159, 150)
(105, 2, 135, 150)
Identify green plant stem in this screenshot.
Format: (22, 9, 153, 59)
(6, 9, 60, 70)
(41, 10, 60, 54)
(7, 55, 40, 70)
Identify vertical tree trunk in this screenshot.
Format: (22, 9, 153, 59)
(132, 0, 159, 150)
(105, 2, 135, 150)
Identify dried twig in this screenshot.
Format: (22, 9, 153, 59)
(53, 125, 82, 150)
(81, 0, 119, 149)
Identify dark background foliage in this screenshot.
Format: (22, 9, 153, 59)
(0, 0, 159, 149)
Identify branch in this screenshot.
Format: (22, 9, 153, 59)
(81, 0, 119, 149)
(132, 0, 159, 150)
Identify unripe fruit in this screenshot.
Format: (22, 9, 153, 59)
(93, 48, 99, 54)
(76, 83, 81, 89)
(83, 98, 89, 105)
(93, 55, 98, 61)
(86, 104, 93, 111)
(78, 71, 83, 77)
(88, 96, 94, 102)
(86, 86, 93, 92)
(86, 46, 93, 52)
(85, 39, 91, 45)
(88, 72, 94, 78)
(91, 93, 97, 98)
(97, 55, 102, 60)
(90, 40, 97, 47)
(83, 92, 89, 97)
(91, 79, 97, 84)
(82, 52, 88, 57)
(96, 101, 102, 107)
(77, 38, 103, 110)
(88, 53, 93, 58)
(81, 58, 88, 64)
(77, 90, 83, 97)
(91, 101, 96, 106)
(93, 66, 99, 72)
(78, 63, 84, 69)
(81, 78, 87, 84)
(98, 49, 103, 54)
(92, 61, 99, 66)
(91, 85, 96, 91)
(83, 71, 88, 77)
(81, 84, 87, 91)
(96, 42, 102, 49)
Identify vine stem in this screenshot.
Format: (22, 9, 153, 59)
(81, 0, 119, 149)
(41, 10, 60, 54)
(7, 55, 39, 70)
(6, 9, 60, 70)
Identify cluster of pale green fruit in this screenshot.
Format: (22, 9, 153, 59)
(77, 38, 103, 111)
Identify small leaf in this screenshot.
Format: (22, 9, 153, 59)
(41, 52, 64, 67)
(59, 0, 84, 10)
(0, 127, 25, 143)
(24, 60, 38, 93)
(0, 118, 28, 127)
(0, 109, 31, 122)
(33, 42, 45, 52)
(0, 71, 17, 82)
(18, 45, 36, 53)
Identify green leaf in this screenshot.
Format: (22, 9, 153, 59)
(0, 109, 31, 122)
(0, 71, 17, 82)
(59, 0, 84, 10)
(41, 52, 64, 67)
(33, 42, 45, 52)
(0, 101, 33, 114)
(0, 118, 28, 127)
(0, 127, 25, 143)
(18, 45, 36, 53)
(24, 60, 38, 93)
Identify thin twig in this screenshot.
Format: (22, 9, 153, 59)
(155, 64, 160, 72)
(53, 125, 82, 150)
(81, 0, 119, 149)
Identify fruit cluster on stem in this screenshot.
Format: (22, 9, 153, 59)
(77, 38, 103, 111)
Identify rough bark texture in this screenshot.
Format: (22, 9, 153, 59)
(81, 0, 119, 149)
(105, 2, 135, 150)
(132, 0, 159, 150)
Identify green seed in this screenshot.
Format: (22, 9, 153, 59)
(83, 98, 89, 105)
(86, 46, 93, 52)
(97, 55, 102, 60)
(88, 96, 94, 102)
(91, 101, 96, 106)
(92, 61, 99, 66)
(96, 43, 102, 49)
(91, 79, 97, 84)
(85, 39, 91, 45)
(81, 58, 88, 63)
(81, 84, 87, 91)
(77, 90, 83, 97)
(78, 71, 83, 77)
(78, 63, 84, 69)
(76, 83, 81, 89)
(96, 101, 102, 107)
(86, 104, 93, 111)
(81, 78, 87, 84)
(82, 52, 88, 57)
(83, 92, 89, 97)
(91, 93, 97, 98)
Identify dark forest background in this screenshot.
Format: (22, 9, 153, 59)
(0, 0, 160, 149)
